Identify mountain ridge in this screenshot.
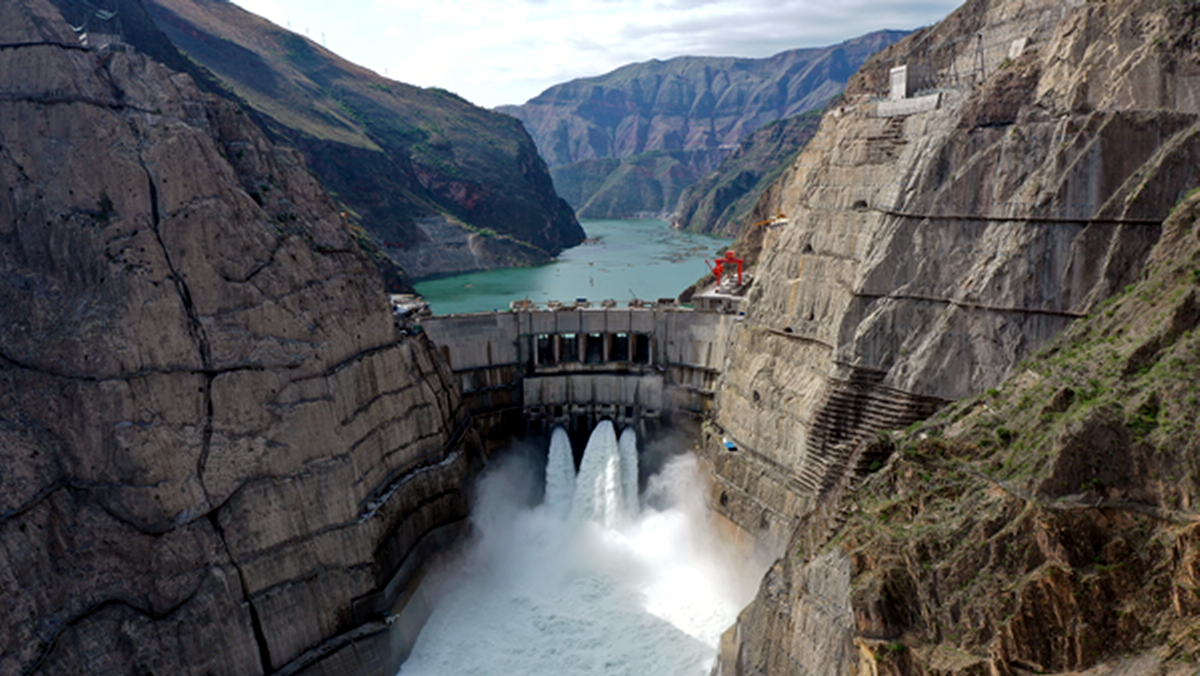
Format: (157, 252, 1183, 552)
(143, 0, 584, 282)
(499, 30, 907, 220)
(497, 31, 906, 167)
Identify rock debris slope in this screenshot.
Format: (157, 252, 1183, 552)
(0, 1, 480, 674)
(702, 0, 1200, 672)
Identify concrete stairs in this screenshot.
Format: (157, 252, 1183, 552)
(794, 368, 944, 557)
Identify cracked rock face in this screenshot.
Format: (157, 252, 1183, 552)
(0, 1, 477, 673)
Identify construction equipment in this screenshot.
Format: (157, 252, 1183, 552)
(706, 250, 745, 287)
(751, 213, 787, 228)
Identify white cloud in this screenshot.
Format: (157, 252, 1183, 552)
(237, 0, 963, 107)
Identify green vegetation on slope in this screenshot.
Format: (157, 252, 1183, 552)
(145, 0, 583, 280)
(551, 151, 701, 219)
(828, 190, 1200, 673)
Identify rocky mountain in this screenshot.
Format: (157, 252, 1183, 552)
(499, 31, 907, 219)
(720, 192, 1200, 676)
(140, 0, 583, 282)
(673, 110, 822, 236)
(0, 1, 481, 673)
(549, 150, 701, 220)
(700, 0, 1200, 673)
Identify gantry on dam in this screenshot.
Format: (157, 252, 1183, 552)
(419, 303, 740, 447)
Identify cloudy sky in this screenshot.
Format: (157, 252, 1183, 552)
(233, 0, 963, 108)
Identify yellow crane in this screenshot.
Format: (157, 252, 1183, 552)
(751, 213, 787, 228)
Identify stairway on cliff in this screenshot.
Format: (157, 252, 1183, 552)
(793, 369, 945, 558)
(862, 116, 908, 164)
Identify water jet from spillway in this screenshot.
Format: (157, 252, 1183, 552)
(544, 426, 576, 518)
(570, 420, 635, 528)
(397, 422, 763, 675)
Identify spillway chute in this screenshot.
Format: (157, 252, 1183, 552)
(399, 421, 764, 676)
(619, 425, 639, 519)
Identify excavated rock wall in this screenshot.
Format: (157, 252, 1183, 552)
(708, 0, 1200, 545)
(705, 0, 1200, 672)
(0, 1, 480, 673)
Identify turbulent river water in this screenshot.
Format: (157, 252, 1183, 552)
(412, 219, 729, 315)
(397, 422, 763, 675)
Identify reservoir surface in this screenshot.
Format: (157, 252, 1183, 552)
(413, 219, 728, 315)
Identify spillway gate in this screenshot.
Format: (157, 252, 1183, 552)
(420, 307, 738, 446)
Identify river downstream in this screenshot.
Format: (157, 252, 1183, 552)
(397, 426, 763, 676)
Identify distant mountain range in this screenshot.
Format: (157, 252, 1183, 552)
(498, 31, 908, 226)
(139, 0, 583, 283)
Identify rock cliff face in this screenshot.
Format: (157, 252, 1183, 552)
(720, 187, 1200, 676)
(0, 1, 480, 673)
(702, 0, 1200, 672)
(673, 111, 822, 236)
(141, 0, 583, 281)
(499, 31, 906, 219)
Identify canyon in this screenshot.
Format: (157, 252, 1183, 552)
(499, 31, 907, 221)
(4, 0, 1200, 674)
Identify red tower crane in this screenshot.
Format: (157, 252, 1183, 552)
(707, 250, 744, 287)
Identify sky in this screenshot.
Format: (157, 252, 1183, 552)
(232, 0, 963, 109)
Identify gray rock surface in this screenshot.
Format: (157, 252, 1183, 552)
(711, 0, 1200, 538)
(498, 31, 908, 169)
(704, 0, 1200, 672)
(0, 1, 479, 673)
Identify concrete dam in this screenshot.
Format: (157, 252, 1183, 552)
(420, 305, 740, 448)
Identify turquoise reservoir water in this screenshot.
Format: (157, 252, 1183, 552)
(413, 219, 729, 315)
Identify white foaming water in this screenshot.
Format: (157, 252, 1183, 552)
(544, 426, 577, 517)
(398, 423, 762, 676)
(570, 420, 629, 529)
(618, 426, 639, 519)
